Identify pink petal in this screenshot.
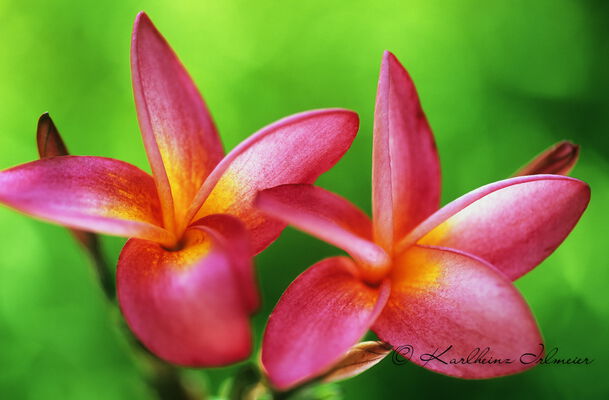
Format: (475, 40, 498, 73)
(407, 175, 590, 280)
(190, 109, 359, 253)
(132, 12, 224, 230)
(512, 141, 579, 176)
(192, 213, 259, 312)
(256, 184, 390, 282)
(261, 256, 390, 390)
(372, 51, 441, 251)
(373, 245, 543, 378)
(0, 156, 173, 245)
(117, 224, 254, 366)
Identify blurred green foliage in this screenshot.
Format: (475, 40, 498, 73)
(1, 0, 608, 399)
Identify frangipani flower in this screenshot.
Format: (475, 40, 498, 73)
(257, 52, 590, 389)
(0, 12, 358, 366)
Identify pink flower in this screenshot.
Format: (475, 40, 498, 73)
(257, 51, 590, 389)
(0, 12, 358, 366)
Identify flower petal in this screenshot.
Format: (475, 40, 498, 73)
(256, 184, 390, 281)
(372, 51, 441, 251)
(191, 109, 359, 253)
(261, 256, 390, 390)
(192, 213, 259, 312)
(117, 226, 253, 366)
(407, 175, 590, 280)
(0, 156, 172, 245)
(132, 12, 224, 230)
(512, 141, 579, 176)
(373, 245, 543, 378)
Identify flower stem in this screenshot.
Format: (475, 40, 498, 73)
(75, 231, 115, 299)
(77, 234, 206, 400)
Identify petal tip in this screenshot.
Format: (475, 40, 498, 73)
(582, 181, 592, 202)
(559, 175, 591, 201)
(377, 50, 412, 92)
(134, 11, 150, 26)
(382, 50, 396, 61)
(381, 50, 402, 70)
(132, 11, 156, 44)
(339, 109, 360, 132)
(343, 109, 360, 133)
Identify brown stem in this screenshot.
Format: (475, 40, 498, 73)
(74, 231, 115, 299)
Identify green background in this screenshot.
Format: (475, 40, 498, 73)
(1, 0, 608, 398)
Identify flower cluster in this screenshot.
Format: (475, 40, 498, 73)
(0, 12, 590, 392)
